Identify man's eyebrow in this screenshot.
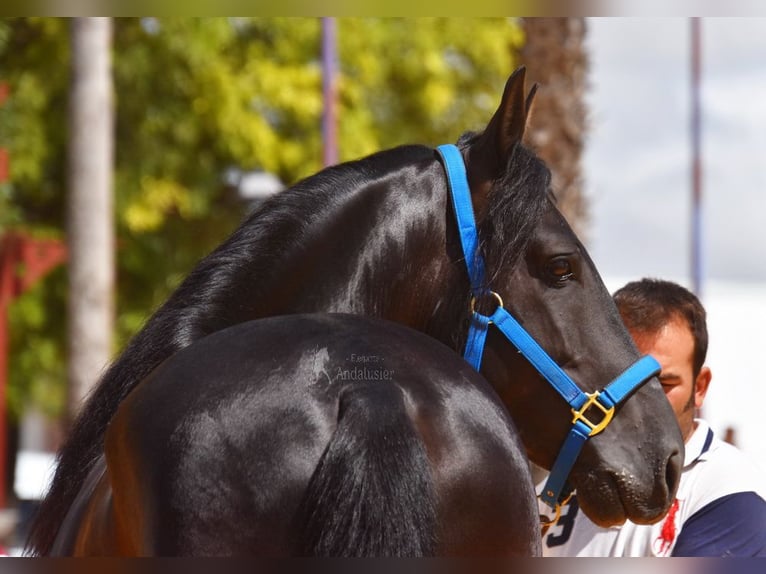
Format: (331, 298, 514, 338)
(658, 372, 682, 381)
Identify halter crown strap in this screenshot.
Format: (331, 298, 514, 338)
(436, 143, 661, 512)
(437, 144, 492, 372)
(436, 144, 485, 292)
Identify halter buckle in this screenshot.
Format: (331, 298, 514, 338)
(571, 391, 614, 437)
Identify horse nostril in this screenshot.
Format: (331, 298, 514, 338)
(665, 450, 682, 498)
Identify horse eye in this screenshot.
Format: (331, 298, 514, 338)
(547, 257, 574, 282)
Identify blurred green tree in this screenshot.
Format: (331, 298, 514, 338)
(0, 17, 522, 422)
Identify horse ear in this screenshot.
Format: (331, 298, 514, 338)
(526, 82, 539, 122)
(477, 67, 537, 172)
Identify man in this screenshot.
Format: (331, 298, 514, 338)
(540, 278, 766, 557)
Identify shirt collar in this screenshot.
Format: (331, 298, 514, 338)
(683, 418, 715, 467)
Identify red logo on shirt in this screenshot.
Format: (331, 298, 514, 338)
(654, 499, 680, 556)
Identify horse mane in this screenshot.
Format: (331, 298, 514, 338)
(459, 132, 552, 289)
(482, 144, 552, 287)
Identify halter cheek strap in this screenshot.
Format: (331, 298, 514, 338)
(436, 144, 661, 512)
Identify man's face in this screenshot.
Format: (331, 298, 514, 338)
(629, 316, 711, 443)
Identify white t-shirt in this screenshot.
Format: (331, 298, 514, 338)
(539, 419, 766, 557)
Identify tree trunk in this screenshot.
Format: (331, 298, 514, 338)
(67, 18, 114, 423)
(520, 18, 589, 241)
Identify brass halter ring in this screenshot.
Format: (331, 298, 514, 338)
(470, 290, 504, 318)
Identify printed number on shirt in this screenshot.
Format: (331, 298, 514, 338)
(546, 495, 580, 548)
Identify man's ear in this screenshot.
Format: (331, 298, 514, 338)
(694, 366, 712, 409)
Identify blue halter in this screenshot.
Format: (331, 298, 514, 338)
(436, 144, 661, 513)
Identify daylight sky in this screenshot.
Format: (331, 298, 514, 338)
(584, 17, 766, 286)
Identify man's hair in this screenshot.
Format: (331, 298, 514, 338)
(613, 278, 708, 377)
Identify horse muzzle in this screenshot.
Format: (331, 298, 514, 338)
(573, 435, 683, 527)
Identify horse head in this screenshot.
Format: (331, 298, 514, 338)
(457, 67, 684, 527)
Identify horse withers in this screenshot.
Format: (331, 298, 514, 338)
(29, 67, 684, 556)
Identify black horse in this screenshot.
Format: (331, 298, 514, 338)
(28, 68, 684, 556)
(52, 315, 542, 556)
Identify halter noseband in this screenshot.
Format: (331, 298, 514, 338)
(436, 144, 660, 515)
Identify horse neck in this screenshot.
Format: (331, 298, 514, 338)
(251, 158, 461, 339)
(79, 151, 448, 418)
